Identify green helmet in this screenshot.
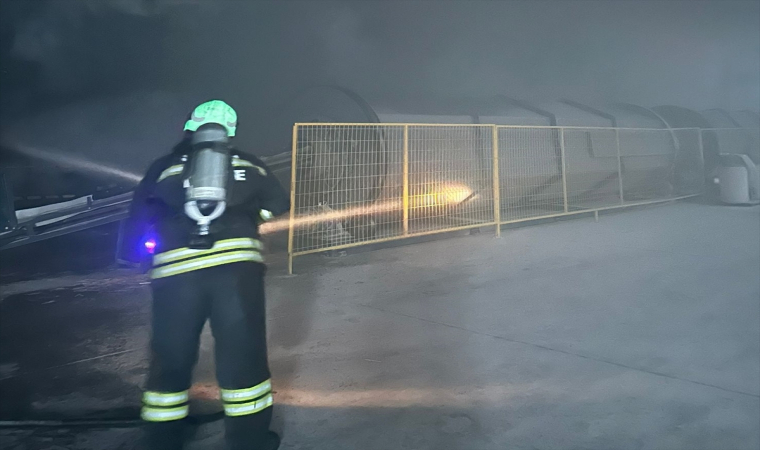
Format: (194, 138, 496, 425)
(184, 100, 238, 137)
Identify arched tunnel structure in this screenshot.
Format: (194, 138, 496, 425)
(263, 86, 757, 224)
(654, 105, 759, 168)
(1, 86, 758, 216)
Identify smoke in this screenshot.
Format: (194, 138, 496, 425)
(313, 1, 760, 111)
(0, 0, 193, 105)
(2, 0, 758, 116)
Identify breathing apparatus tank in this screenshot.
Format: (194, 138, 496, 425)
(184, 123, 231, 249)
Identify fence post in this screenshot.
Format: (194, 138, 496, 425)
(492, 125, 501, 237)
(616, 128, 625, 204)
(559, 127, 569, 213)
(697, 128, 705, 194)
(287, 124, 298, 275)
(402, 125, 409, 235)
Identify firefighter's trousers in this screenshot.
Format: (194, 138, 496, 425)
(141, 262, 273, 450)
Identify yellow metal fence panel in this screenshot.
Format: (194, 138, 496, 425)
(291, 124, 404, 255)
(407, 125, 494, 234)
(563, 127, 622, 210)
(617, 128, 677, 202)
(497, 127, 564, 221)
(288, 124, 709, 269)
(671, 128, 706, 196)
(289, 124, 495, 256)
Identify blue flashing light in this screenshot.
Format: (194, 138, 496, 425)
(144, 238, 157, 254)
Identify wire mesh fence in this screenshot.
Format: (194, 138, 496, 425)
(672, 128, 706, 196)
(407, 125, 494, 233)
(287, 124, 708, 272)
(561, 128, 622, 211)
(498, 127, 564, 221)
(289, 124, 404, 255)
(617, 128, 679, 202)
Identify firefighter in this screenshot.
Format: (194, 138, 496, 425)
(117, 100, 288, 450)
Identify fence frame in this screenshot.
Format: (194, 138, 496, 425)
(492, 125, 501, 237)
(403, 124, 410, 235)
(287, 124, 299, 275)
(287, 123, 707, 273)
(615, 128, 625, 204)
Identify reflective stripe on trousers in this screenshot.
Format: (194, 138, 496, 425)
(224, 393, 273, 417)
(141, 390, 189, 422)
(221, 378, 273, 417)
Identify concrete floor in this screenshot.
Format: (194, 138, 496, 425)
(1, 201, 758, 449)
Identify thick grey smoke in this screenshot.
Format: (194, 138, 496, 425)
(3, 0, 758, 114)
(1, 0, 756, 181)
(314, 1, 760, 111)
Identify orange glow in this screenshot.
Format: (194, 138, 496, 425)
(259, 199, 402, 234)
(410, 183, 473, 209)
(189, 384, 530, 408)
(271, 386, 529, 408)
(190, 382, 220, 400)
(259, 183, 473, 235)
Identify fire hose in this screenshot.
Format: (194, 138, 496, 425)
(0, 411, 223, 429)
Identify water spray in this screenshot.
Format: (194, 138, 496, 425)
(10, 143, 142, 183)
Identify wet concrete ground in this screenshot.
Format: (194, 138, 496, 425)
(1, 201, 758, 449)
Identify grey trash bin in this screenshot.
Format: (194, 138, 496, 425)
(716, 154, 760, 205)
